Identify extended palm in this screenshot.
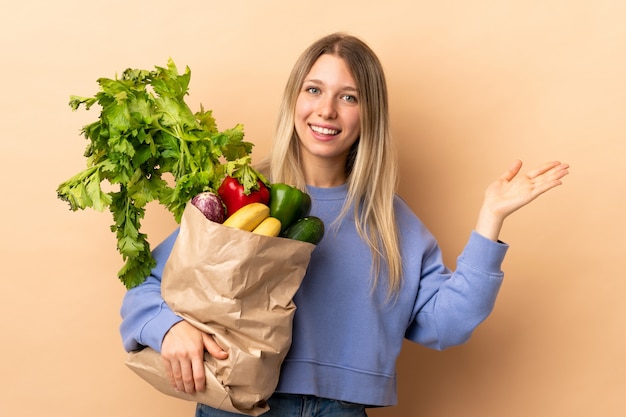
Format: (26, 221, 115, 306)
(476, 160, 569, 240)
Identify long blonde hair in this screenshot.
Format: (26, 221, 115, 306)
(267, 33, 402, 297)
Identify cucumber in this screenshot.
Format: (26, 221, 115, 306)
(283, 216, 325, 245)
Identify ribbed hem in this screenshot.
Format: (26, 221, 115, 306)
(275, 359, 397, 407)
(139, 302, 183, 352)
(460, 231, 509, 273)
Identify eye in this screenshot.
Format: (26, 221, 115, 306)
(305, 86, 320, 95)
(341, 94, 358, 103)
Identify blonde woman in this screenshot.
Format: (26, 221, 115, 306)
(121, 33, 569, 417)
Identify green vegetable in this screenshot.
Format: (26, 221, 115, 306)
(56, 59, 265, 289)
(270, 183, 312, 233)
(283, 216, 324, 245)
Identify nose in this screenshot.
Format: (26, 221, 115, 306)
(317, 96, 337, 119)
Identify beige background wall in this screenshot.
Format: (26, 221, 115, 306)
(1, 1, 623, 416)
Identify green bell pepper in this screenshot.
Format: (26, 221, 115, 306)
(269, 183, 312, 233)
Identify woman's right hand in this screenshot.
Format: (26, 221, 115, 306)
(160, 320, 229, 394)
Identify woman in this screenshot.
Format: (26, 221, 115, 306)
(120, 33, 569, 416)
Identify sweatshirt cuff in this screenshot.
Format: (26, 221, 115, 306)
(460, 230, 509, 273)
(139, 302, 183, 353)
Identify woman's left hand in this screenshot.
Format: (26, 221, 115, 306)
(475, 160, 570, 241)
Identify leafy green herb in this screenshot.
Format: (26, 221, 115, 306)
(57, 59, 266, 289)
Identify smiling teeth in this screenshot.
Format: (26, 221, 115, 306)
(311, 125, 339, 135)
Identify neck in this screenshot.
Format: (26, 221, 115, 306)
(302, 160, 347, 188)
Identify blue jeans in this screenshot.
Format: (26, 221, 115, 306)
(195, 393, 368, 417)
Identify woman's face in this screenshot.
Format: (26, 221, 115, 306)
(294, 54, 361, 177)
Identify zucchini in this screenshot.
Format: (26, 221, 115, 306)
(283, 216, 325, 245)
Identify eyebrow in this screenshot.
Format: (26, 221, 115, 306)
(303, 78, 358, 93)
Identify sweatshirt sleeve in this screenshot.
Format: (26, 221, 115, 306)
(119, 229, 183, 353)
(405, 230, 508, 350)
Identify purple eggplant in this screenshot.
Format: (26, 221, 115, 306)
(191, 191, 226, 223)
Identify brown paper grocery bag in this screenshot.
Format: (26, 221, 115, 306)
(126, 203, 315, 416)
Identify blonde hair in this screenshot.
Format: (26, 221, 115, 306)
(267, 33, 402, 297)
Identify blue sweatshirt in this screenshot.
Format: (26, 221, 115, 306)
(120, 183, 507, 407)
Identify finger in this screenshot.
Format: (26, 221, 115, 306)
(162, 357, 176, 389)
(526, 161, 563, 179)
(500, 159, 523, 182)
(203, 333, 229, 360)
(179, 359, 196, 394)
(168, 359, 186, 393)
(530, 165, 569, 196)
(551, 163, 570, 181)
(531, 179, 563, 200)
(191, 354, 207, 392)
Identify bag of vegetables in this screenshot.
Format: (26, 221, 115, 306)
(126, 201, 316, 415)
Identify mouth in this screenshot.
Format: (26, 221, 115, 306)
(309, 124, 340, 136)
